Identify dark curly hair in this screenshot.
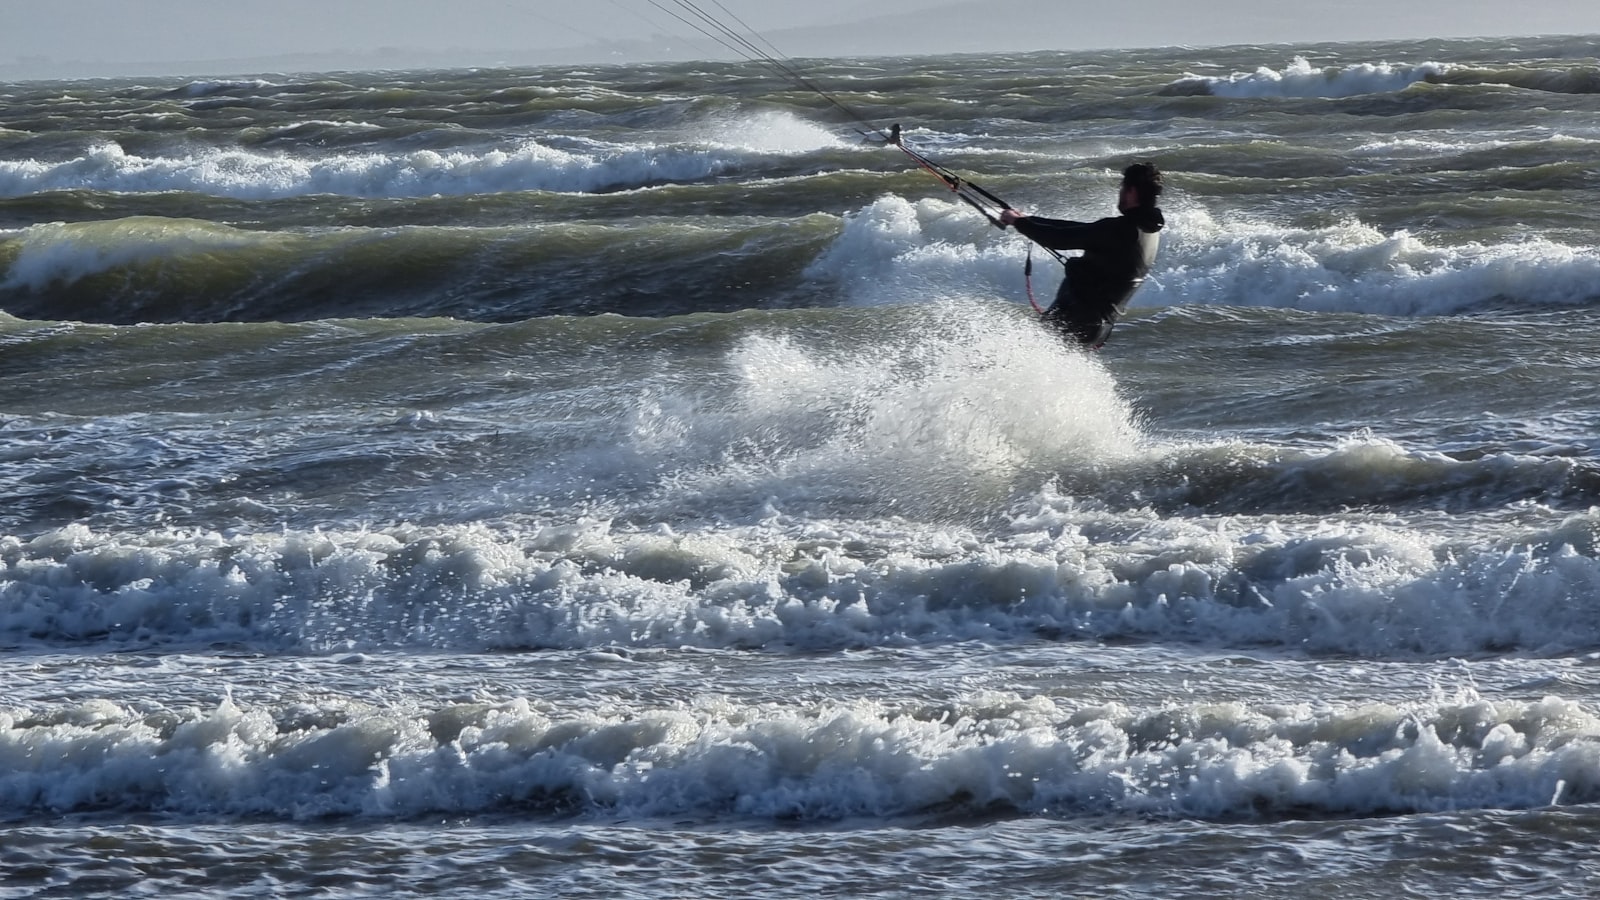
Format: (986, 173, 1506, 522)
(1121, 163, 1163, 207)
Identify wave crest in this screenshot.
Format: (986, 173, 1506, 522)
(0, 110, 845, 201)
(1164, 57, 1449, 99)
(5, 496, 1600, 657)
(4, 690, 1598, 820)
(1147, 209, 1600, 315)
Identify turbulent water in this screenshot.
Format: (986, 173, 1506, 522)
(4, 30, 1600, 898)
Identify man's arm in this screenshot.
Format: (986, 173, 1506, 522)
(998, 208, 1127, 252)
(1008, 214, 1125, 253)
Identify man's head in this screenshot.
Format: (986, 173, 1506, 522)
(1119, 163, 1163, 211)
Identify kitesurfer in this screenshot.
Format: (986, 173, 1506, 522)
(862, 123, 902, 145)
(998, 163, 1165, 349)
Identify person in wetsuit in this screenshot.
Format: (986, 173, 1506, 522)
(998, 163, 1165, 349)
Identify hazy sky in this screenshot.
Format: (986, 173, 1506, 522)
(5, 0, 1600, 77)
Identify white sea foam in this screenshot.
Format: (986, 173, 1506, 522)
(615, 308, 1142, 520)
(701, 108, 843, 154)
(3, 481, 1598, 656)
(1348, 133, 1600, 161)
(806, 194, 1043, 306)
(1174, 57, 1449, 99)
(0, 140, 716, 199)
(806, 196, 1600, 316)
(2, 689, 1597, 820)
(0, 111, 840, 201)
(1142, 208, 1600, 315)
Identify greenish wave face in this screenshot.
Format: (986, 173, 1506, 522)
(4, 36, 1599, 324)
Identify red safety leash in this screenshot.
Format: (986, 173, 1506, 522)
(1024, 244, 1045, 314)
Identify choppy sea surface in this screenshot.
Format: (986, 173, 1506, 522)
(4, 30, 1600, 898)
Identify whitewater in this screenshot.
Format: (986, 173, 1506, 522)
(3, 31, 1600, 899)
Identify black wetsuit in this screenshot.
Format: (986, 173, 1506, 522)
(1011, 205, 1165, 348)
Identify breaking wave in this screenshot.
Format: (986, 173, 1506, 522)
(4, 689, 1598, 821)
(1163, 58, 1450, 99)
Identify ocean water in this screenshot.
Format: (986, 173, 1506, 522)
(3, 30, 1600, 898)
